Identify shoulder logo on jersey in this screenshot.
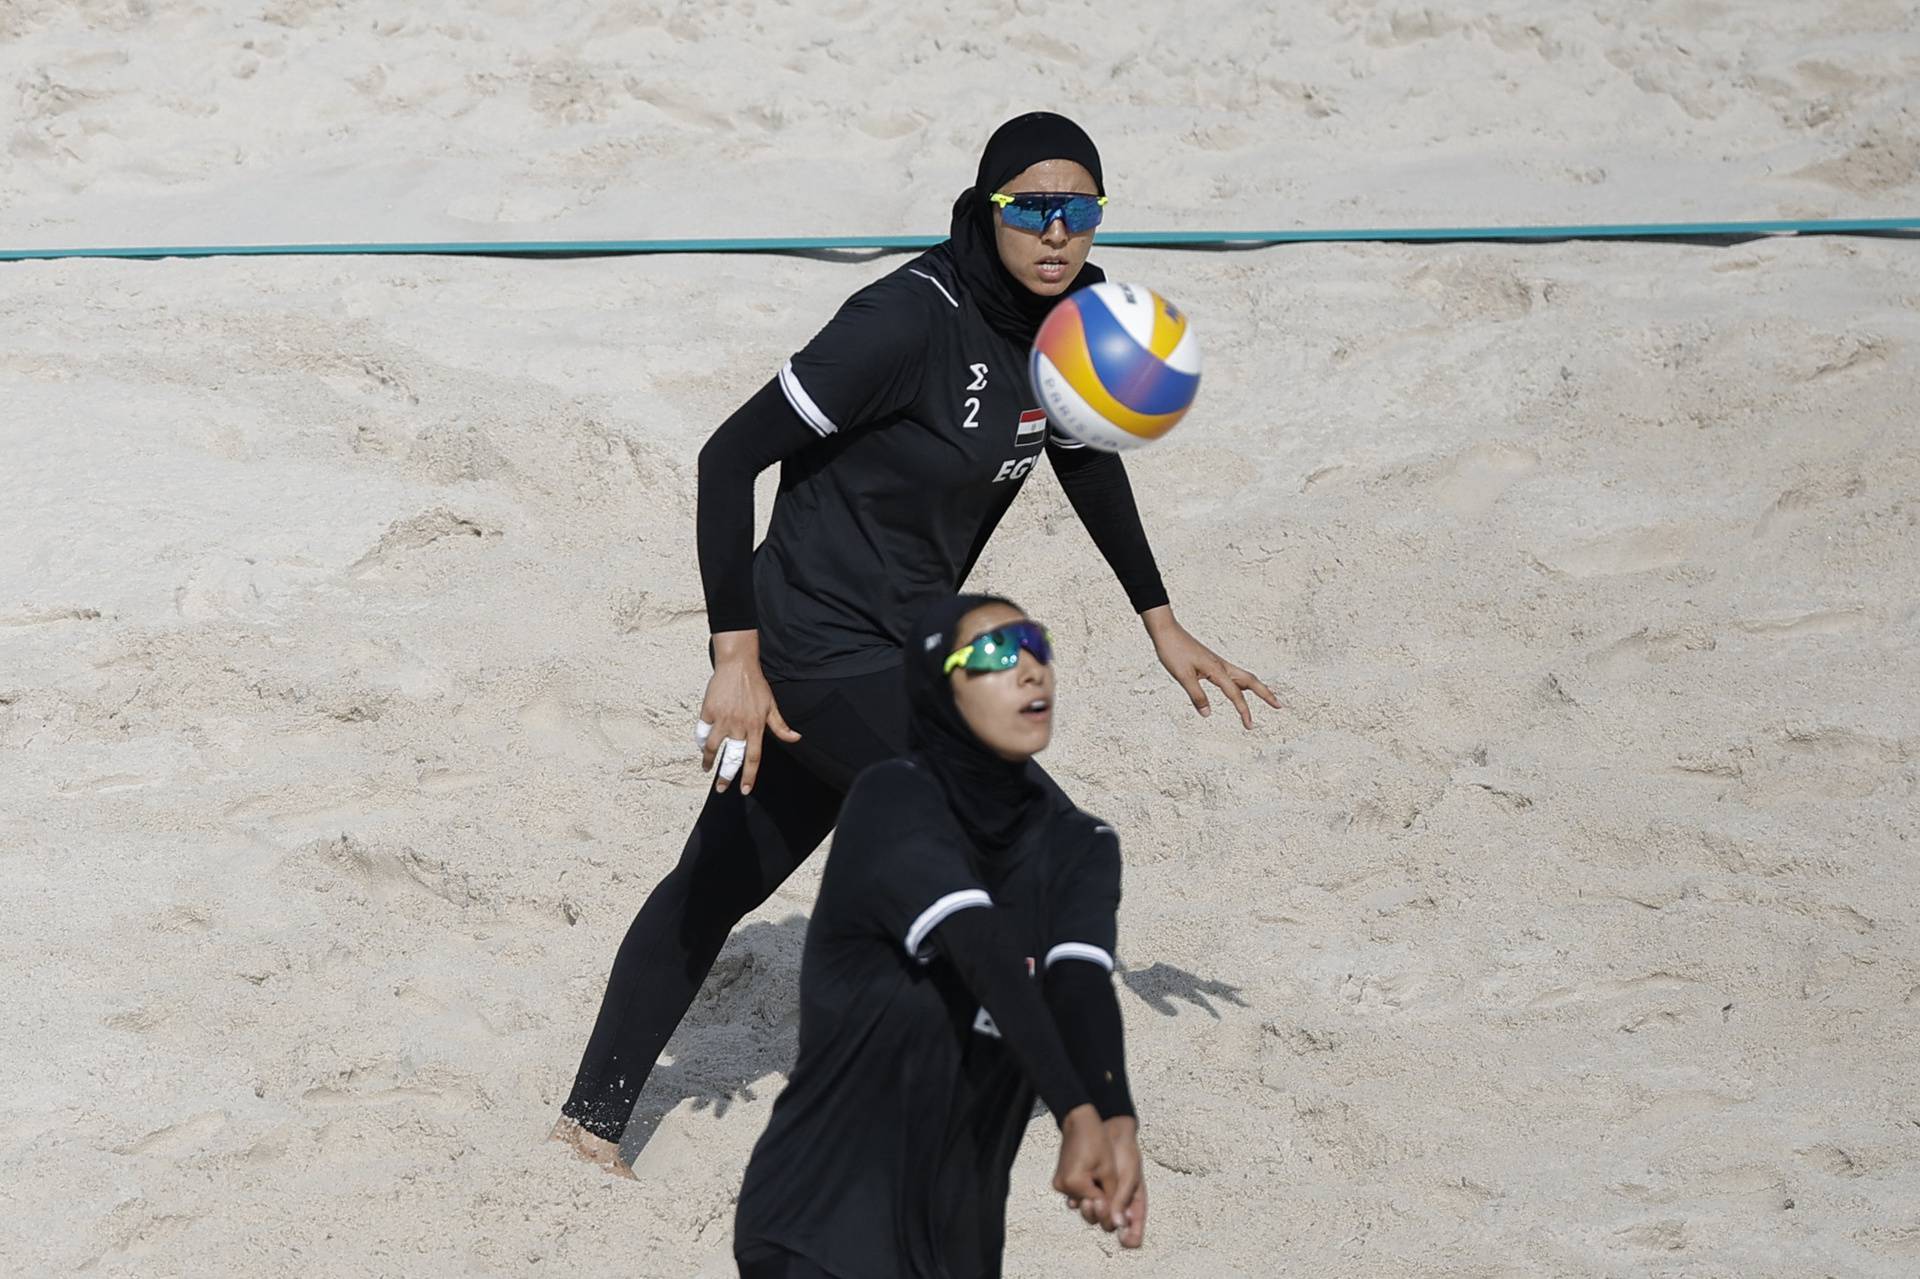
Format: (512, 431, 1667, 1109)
(967, 363, 990, 392)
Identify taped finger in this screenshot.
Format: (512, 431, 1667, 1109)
(693, 718, 715, 752)
(717, 737, 747, 782)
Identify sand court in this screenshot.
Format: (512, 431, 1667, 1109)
(5, 3, 1919, 1276)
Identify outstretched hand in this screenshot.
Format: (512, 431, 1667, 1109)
(1142, 606, 1279, 728)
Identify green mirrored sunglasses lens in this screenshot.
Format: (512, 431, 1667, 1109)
(949, 623, 1052, 672)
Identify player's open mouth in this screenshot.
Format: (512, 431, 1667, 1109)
(1035, 258, 1069, 282)
(1020, 698, 1052, 720)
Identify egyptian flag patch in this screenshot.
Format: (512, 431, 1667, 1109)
(1015, 409, 1047, 447)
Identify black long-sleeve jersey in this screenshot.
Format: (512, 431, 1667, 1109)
(696, 250, 1168, 681)
(733, 758, 1126, 1279)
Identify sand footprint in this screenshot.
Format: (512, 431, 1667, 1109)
(288, 833, 487, 910)
(1526, 972, 1706, 1013)
(1611, 1217, 1690, 1253)
(114, 1110, 228, 1157)
(89, 1200, 201, 1264)
(1751, 473, 1862, 541)
(418, 768, 488, 795)
(349, 508, 500, 578)
(0, 606, 101, 628)
(1585, 625, 1717, 675)
(301, 1059, 469, 1108)
(1537, 524, 1692, 577)
(1436, 442, 1540, 516)
(517, 695, 617, 760)
(1735, 608, 1878, 639)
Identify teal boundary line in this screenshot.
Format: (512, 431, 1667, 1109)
(3, 216, 1916, 261)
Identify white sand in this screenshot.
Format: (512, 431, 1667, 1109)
(4, 3, 1919, 1276)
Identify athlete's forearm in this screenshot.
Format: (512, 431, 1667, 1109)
(1044, 960, 1136, 1120)
(933, 908, 1093, 1123)
(695, 379, 820, 633)
(1046, 443, 1169, 614)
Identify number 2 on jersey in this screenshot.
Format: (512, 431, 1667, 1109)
(961, 397, 981, 430)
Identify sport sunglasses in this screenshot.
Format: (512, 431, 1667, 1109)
(943, 620, 1055, 675)
(988, 191, 1108, 235)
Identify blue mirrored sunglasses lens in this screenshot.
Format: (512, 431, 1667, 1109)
(998, 196, 1104, 234)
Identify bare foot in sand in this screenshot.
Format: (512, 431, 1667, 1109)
(548, 1116, 637, 1181)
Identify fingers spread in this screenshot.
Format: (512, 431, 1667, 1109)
(1176, 670, 1211, 716)
(1242, 669, 1283, 710)
(1206, 664, 1255, 728)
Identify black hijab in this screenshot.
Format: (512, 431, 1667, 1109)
(905, 593, 1047, 858)
(943, 111, 1108, 345)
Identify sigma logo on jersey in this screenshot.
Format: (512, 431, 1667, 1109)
(1015, 409, 1047, 448)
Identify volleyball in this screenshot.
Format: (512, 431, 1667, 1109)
(1029, 281, 1202, 453)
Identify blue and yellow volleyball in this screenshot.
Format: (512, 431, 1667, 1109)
(1029, 282, 1202, 453)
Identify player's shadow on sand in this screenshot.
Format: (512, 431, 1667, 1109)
(612, 934, 1247, 1161)
(617, 914, 809, 1166)
(1118, 961, 1249, 1019)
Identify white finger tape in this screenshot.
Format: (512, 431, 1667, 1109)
(694, 719, 715, 751)
(717, 737, 747, 782)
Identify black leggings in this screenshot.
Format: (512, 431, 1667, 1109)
(560, 667, 909, 1143)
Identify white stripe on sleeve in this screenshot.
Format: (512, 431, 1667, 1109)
(778, 359, 839, 437)
(908, 268, 960, 309)
(904, 888, 993, 961)
(1044, 941, 1115, 972)
(1047, 428, 1087, 449)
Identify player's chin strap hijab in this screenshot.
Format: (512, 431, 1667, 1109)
(945, 111, 1108, 345)
(906, 594, 1047, 858)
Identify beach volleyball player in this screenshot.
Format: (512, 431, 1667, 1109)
(733, 595, 1145, 1277)
(552, 111, 1277, 1173)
